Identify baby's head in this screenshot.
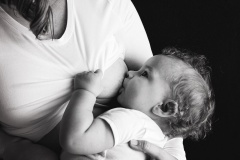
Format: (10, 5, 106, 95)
(117, 47, 215, 140)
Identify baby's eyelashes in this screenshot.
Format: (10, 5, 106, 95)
(140, 71, 148, 78)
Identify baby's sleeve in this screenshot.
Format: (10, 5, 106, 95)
(163, 137, 187, 160)
(98, 108, 146, 146)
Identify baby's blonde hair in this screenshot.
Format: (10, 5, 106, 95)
(162, 47, 215, 140)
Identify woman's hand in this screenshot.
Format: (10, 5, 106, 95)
(0, 131, 58, 160)
(129, 140, 177, 160)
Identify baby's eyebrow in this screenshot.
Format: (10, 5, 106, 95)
(145, 65, 154, 72)
(143, 65, 155, 77)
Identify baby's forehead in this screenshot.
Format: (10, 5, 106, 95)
(152, 55, 187, 70)
(150, 55, 190, 78)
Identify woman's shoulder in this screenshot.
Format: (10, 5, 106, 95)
(73, 0, 134, 16)
(109, 0, 136, 20)
(73, 0, 134, 15)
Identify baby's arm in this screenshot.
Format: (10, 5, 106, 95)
(60, 70, 114, 155)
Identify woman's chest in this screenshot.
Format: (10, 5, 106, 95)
(0, 43, 127, 106)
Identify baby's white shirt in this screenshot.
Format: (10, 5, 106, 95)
(97, 108, 186, 160)
(99, 108, 168, 147)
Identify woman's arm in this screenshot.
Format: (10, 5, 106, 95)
(114, 0, 153, 70)
(0, 129, 58, 160)
(0, 129, 19, 159)
(60, 70, 114, 155)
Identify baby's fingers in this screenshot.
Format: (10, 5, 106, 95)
(94, 69, 103, 78)
(75, 71, 87, 77)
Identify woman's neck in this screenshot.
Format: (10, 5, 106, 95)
(50, 0, 67, 39)
(0, 0, 67, 39)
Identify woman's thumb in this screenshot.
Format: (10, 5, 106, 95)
(129, 140, 149, 153)
(129, 140, 160, 158)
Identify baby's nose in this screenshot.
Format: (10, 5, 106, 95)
(126, 71, 134, 78)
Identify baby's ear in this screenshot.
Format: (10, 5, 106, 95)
(152, 99, 178, 117)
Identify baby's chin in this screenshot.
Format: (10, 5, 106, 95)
(115, 90, 127, 108)
(96, 85, 125, 107)
(98, 84, 120, 99)
(96, 85, 121, 105)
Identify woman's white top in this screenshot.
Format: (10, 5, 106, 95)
(0, 0, 186, 159)
(0, 0, 127, 141)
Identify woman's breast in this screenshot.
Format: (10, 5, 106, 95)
(98, 58, 128, 100)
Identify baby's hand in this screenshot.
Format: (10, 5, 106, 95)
(74, 69, 103, 97)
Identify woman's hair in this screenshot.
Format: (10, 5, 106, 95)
(1, 0, 54, 39)
(162, 47, 215, 140)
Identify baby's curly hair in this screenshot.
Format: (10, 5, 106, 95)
(162, 47, 215, 140)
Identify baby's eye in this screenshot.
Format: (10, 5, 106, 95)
(141, 71, 148, 78)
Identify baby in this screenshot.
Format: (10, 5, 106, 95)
(60, 47, 215, 160)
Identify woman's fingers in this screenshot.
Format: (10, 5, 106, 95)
(129, 140, 160, 160)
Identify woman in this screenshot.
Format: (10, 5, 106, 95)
(0, 0, 185, 160)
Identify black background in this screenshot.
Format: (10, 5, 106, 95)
(132, 0, 240, 160)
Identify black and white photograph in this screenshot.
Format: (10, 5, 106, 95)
(0, 0, 239, 160)
(132, 0, 239, 160)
